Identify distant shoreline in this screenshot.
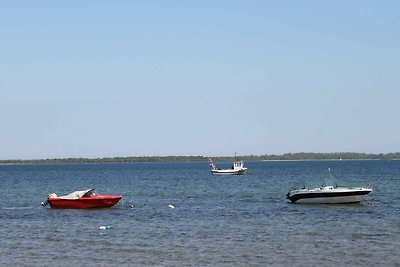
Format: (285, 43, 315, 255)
(1, 152, 400, 164)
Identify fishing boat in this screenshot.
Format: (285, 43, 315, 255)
(41, 189, 122, 209)
(286, 185, 372, 204)
(208, 157, 247, 175)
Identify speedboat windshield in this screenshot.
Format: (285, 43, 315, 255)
(83, 189, 97, 197)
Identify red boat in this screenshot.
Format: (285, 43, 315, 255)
(42, 189, 122, 209)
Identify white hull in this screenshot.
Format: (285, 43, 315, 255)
(294, 194, 369, 204)
(209, 158, 247, 176)
(287, 186, 372, 204)
(211, 168, 247, 175)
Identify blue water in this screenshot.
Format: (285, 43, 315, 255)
(1, 160, 399, 266)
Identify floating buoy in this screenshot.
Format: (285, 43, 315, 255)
(99, 224, 113, 230)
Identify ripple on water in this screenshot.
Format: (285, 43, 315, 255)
(1, 161, 400, 266)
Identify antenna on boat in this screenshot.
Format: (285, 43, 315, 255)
(326, 167, 336, 187)
(328, 168, 334, 178)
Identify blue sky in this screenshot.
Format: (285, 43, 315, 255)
(1, 1, 399, 159)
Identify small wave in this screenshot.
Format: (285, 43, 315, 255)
(3, 206, 32, 210)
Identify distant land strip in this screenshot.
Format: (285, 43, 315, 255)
(1, 152, 400, 164)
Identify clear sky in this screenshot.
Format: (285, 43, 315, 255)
(1, 1, 399, 159)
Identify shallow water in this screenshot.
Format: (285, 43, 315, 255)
(1, 160, 399, 266)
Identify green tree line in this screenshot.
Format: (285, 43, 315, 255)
(1, 152, 400, 164)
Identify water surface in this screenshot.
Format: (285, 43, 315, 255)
(1, 160, 399, 266)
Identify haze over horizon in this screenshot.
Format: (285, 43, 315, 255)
(1, 1, 399, 160)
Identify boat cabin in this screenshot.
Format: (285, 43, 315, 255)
(232, 161, 245, 170)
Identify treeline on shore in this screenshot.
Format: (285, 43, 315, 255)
(1, 152, 400, 164)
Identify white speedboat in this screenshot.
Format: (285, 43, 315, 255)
(208, 157, 247, 175)
(287, 185, 372, 204)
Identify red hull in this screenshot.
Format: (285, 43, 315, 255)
(48, 195, 122, 209)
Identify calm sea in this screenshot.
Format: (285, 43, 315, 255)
(1, 160, 399, 266)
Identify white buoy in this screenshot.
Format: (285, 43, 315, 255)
(99, 224, 113, 230)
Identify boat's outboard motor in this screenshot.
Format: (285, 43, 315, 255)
(41, 193, 57, 206)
